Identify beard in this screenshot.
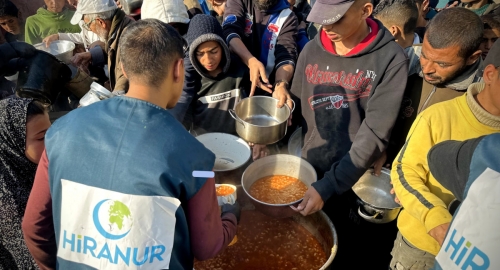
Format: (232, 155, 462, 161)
(96, 27, 109, 41)
(255, 0, 279, 10)
(423, 63, 469, 86)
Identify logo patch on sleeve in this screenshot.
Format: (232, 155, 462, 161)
(223, 15, 237, 26)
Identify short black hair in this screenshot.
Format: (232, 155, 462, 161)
(426, 8, 483, 59)
(26, 100, 47, 121)
(373, 0, 419, 35)
(119, 19, 184, 88)
(0, 0, 19, 18)
(481, 14, 500, 30)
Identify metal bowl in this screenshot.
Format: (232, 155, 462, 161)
(196, 132, 251, 172)
(229, 96, 293, 145)
(241, 154, 317, 218)
(34, 40, 75, 64)
(352, 168, 402, 224)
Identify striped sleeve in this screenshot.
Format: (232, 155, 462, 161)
(391, 115, 453, 232)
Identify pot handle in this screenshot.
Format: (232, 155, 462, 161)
(358, 206, 381, 220)
(228, 109, 246, 128)
(286, 99, 296, 113)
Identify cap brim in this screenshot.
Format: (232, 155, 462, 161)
(306, 1, 354, 25)
(71, 10, 83, 25)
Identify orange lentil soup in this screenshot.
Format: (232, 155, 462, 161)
(216, 185, 235, 196)
(249, 175, 307, 204)
(194, 210, 327, 270)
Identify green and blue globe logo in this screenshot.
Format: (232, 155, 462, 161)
(92, 199, 133, 240)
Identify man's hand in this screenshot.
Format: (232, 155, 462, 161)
(251, 144, 270, 160)
(248, 57, 272, 96)
(115, 0, 123, 9)
(390, 181, 401, 205)
(429, 223, 451, 246)
(290, 186, 324, 216)
(71, 51, 92, 68)
(42, 34, 59, 48)
(272, 83, 293, 108)
(272, 83, 293, 125)
(373, 151, 389, 176)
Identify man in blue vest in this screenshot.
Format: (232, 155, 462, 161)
(428, 133, 500, 270)
(22, 19, 240, 270)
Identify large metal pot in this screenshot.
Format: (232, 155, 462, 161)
(121, 0, 143, 15)
(229, 96, 293, 144)
(235, 188, 338, 269)
(352, 168, 402, 224)
(241, 154, 316, 218)
(34, 40, 75, 64)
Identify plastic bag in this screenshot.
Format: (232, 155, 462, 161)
(79, 82, 113, 107)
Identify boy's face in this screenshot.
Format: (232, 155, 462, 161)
(44, 0, 66, 13)
(321, 1, 371, 43)
(479, 29, 500, 60)
(196, 41, 223, 73)
(0, 15, 20, 35)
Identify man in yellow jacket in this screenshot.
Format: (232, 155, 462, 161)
(389, 39, 500, 270)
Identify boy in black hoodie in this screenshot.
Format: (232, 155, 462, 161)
(290, 0, 408, 266)
(184, 14, 250, 135)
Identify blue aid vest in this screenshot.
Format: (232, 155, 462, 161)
(434, 134, 500, 270)
(45, 96, 215, 269)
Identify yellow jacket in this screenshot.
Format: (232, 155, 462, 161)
(391, 88, 500, 255)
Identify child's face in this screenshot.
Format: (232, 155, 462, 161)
(0, 15, 21, 35)
(321, 2, 371, 42)
(25, 113, 51, 164)
(44, 0, 66, 13)
(196, 41, 223, 73)
(479, 29, 500, 60)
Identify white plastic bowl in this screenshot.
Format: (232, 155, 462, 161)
(196, 133, 251, 172)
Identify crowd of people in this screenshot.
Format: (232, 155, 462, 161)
(0, 0, 499, 269)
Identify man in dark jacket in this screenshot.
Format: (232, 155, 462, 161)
(70, 0, 134, 92)
(387, 8, 484, 163)
(223, 0, 297, 108)
(289, 0, 408, 267)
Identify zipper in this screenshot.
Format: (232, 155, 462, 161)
(419, 86, 436, 114)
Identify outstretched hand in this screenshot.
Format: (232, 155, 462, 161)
(248, 57, 272, 96)
(290, 186, 324, 216)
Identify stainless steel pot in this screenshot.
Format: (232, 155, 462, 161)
(352, 168, 402, 224)
(121, 0, 143, 15)
(34, 40, 75, 64)
(241, 154, 316, 218)
(229, 96, 294, 144)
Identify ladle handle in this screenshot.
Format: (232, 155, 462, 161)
(228, 109, 246, 128)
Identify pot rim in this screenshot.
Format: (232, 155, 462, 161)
(234, 96, 291, 127)
(241, 154, 315, 207)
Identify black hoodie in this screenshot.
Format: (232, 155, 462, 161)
(185, 14, 250, 135)
(290, 19, 408, 201)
